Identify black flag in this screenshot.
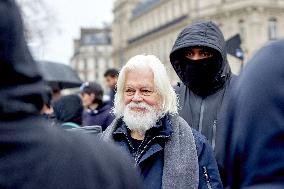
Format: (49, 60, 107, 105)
(226, 34, 244, 61)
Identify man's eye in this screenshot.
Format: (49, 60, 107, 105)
(184, 51, 193, 57)
(141, 90, 153, 96)
(202, 52, 213, 57)
(125, 89, 135, 95)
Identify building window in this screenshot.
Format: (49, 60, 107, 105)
(239, 19, 245, 41)
(268, 17, 277, 40)
(83, 59, 88, 81)
(94, 58, 98, 80)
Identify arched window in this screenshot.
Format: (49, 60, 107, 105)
(268, 17, 277, 40)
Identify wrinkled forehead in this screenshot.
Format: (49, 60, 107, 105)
(124, 67, 155, 88)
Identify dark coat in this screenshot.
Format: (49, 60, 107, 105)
(220, 39, 284, 188)
(103, 115, 223, 189)
(108, 88, 116, 106)
(82, 102, 115, 131)
(0, 1, 143, 188)
(0, 118, 143, 189)
(169, 21, 236, 174)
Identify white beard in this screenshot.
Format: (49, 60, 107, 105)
(123, 102, 161, 136)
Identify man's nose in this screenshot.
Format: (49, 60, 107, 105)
(132, 92, 143, 102)
(190, 54, 201, 60)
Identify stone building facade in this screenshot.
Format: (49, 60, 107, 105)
(112, 0, 284, 81)
(71, 27, 113, 88)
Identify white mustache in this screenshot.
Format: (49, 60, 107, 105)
(127, 102, 151, 111)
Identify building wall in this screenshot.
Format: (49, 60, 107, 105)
(112, 0, 140, 68)
(112, 0, 284, 80)
(71, 28, 113, 91)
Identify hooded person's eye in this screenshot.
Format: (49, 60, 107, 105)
(184, 51, 194, 58)
(201, 52, 213, 58)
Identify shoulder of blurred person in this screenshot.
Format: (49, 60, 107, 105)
(221, 39, 284, 188)
(82, 101, 115, 131)
(0, 117, 143, 189)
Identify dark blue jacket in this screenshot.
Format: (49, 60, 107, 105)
(82, 102, 115, 131)
(220, 39, 284, 188)
(112, 115, 223, 189)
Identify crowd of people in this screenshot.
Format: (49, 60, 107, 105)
(1, 0, 283, 188)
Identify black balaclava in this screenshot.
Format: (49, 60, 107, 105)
(179, 48, 223, 96)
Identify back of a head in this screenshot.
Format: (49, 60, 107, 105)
(0, 0, 44, 119)
(222, 39, 284, 187)
(53, 94, 83, 125)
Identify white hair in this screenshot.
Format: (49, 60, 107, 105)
(113, 54, 178, 117)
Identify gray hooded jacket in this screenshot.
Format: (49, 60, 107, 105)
(169, 21, 237, 176)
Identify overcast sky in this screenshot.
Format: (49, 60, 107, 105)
(30, 0, 114, 64)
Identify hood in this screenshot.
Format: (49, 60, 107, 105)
(53, 94, 83, 125)
(0, 0, 44, 119)
(222, 39, 284, 187)
(170, 20, 231, 94)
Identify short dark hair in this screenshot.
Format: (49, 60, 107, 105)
(80, 82, 103, 103)
(42, 86, 52, 108)
(104, 68, 119, 78)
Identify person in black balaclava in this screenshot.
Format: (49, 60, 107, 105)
(170, 20, 237, 181)
(0, 0, 143, 188)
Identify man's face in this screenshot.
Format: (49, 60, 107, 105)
(80, 93, 95, 108)
(122, 67, 162, 135)
(105, 76, 118, 89)
(184, 47, 214, 60)
(123, 67, 161, 112)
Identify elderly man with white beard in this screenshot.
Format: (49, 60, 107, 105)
(102, 55, 223, 189)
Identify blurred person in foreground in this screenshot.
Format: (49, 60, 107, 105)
(80, 82, 114, 131)
(170, 20, 237, 178)
(102, 55, 223, 189)
(53, 94, 83, 129)
(220, 40, 284, 188)
(0, 0, 143, 188)
(104, 68, 119, 106)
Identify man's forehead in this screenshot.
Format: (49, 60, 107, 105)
(125, 80, 154, 88)
(185, 46, 213, 51)
(125, 82, 154, 88)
